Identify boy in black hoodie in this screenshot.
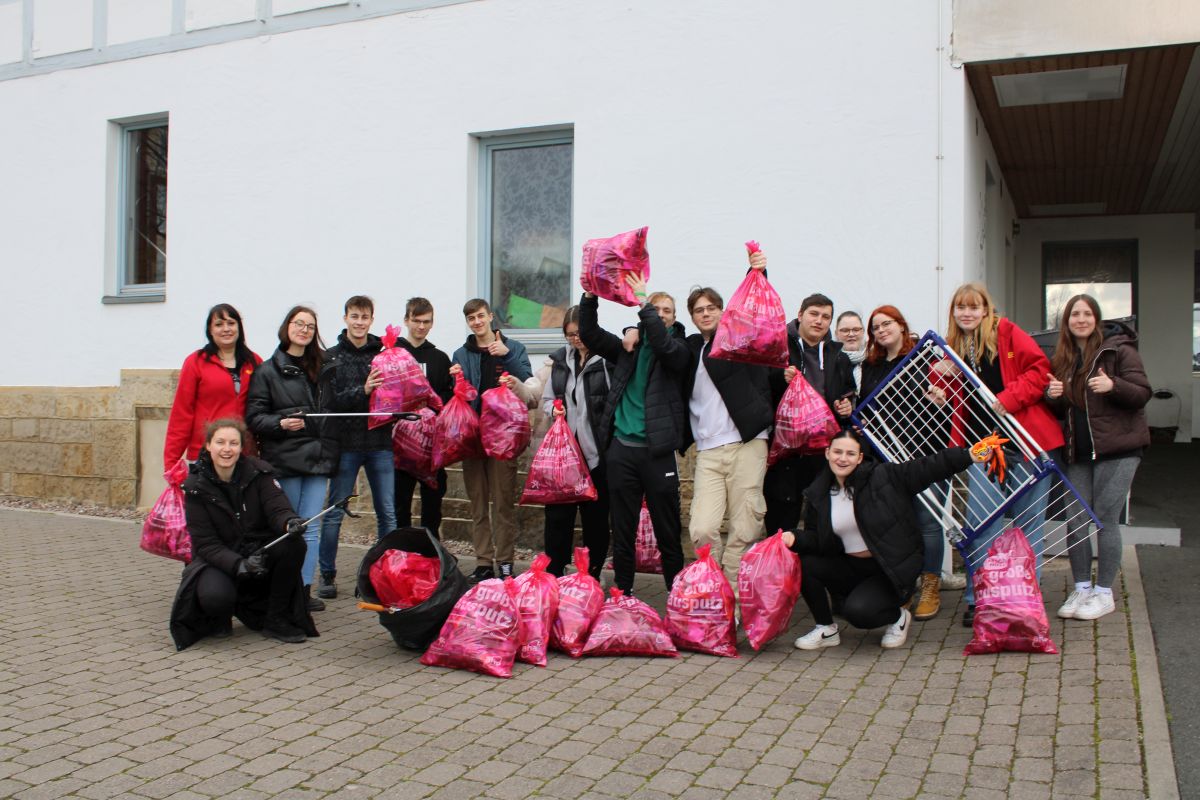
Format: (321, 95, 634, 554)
(317, 296, 396, 600)
(764, 293, 855, 534)
(394, 297, 454, 538)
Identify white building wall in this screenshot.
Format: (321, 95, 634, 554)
(0, 0, 969, 387)
(959, 77, 1018, 315)
(1014, 214, 1195, 441)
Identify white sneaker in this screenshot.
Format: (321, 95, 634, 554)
(1057, 589, 1091, 619)
(1074, 591, 1116, 620)
(940, 571, 967, 591)
(881, 608, 912, 649)
(794, 624, 840, 650)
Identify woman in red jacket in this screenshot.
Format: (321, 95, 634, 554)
(944, 283, 1064, 627)
(164, 304, 262, 468)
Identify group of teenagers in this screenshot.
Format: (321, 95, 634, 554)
(165, 247, 1152, 654)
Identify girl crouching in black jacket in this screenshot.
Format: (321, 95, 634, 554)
(784, 428, 988, 651)
(170, 418, 317, 649)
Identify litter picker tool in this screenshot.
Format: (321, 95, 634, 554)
(288, 411, 423, 420)
(261, 494, 359, 552)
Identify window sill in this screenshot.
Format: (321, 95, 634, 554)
(102, 293, 165, 305)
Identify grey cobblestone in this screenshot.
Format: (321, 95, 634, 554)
(0, 510, 1163, 799)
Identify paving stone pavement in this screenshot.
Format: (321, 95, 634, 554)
(0, 508, 1163, 799)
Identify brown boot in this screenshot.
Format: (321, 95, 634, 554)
(912, 572, 941, 620)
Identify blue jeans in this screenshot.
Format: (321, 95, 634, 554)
(914, 480, 948, 575)
(963, 458, 1050, 604)
(279, 475, 329, 586)
(319, 450, 396, 575)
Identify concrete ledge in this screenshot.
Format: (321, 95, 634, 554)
(1125, 544, 1181, 800)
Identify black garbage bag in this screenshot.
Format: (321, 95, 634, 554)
(357, 527, 469, 651)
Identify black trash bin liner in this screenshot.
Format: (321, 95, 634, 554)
(357, 527, 469, 651)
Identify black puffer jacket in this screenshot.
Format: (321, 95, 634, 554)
(680, 334, 774, 452)
(325, 331, 393, 453)
(170, 454, 315, 650)
(795, 448, 973, 601)
(548, 345, 611, 449)
(181, 454, 298, 573)
(245, 349, 339, 477)
(578, 292, 691, 457)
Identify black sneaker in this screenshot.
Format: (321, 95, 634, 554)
(498, 562, 514, 579)
(305, 585, 326, 612)
(211, 619, 233, 639)
(262, 620, 307, 644)
(962, 604, 975, 628)
(316, 571, 337, 600)
(468, 565, 495, 584)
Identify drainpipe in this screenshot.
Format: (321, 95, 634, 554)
(935, 1, 945, 320)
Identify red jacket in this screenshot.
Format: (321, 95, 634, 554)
(164, 350, 262, 467)
(994, 318, 1064, 452)
(941, 318, 1064, 453)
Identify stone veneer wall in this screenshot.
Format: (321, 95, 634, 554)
(0, 370, 178, 507)
(0, 369, 698, 551)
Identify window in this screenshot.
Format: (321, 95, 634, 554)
(1042, 240, 1136, 329)
(118, 120, 168, 297)
(478, 130, 572, 338)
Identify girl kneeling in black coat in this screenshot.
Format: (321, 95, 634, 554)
(783, 428, 989, 651)
(170, 418, 318, 650)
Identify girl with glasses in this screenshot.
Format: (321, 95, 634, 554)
(245, 306, 339, 611)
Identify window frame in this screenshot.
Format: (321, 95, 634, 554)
(475, 128, 574, 352)
(1040, 239, 1138, 330)
(108, 115, 169, 303)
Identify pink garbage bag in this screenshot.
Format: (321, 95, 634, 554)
(964, 526, 1058, 655)
(709, 242, 788, 368)
(768, 374, 841, 466)
(513, 554, 561, 667)
(369, 550, 441, 609)
(550, 548, 605, 658)
(666, 544, 738, 657)
(737, 531, 802, 650)
(580, 227, 650, 307)
(582, 588, 678, 658)
(140, 458, 192, 563)
(392, 407, 439, 488)
(604, 500, 663, 574)
(635, 501, 663, 574)
(368, 325, 443, 428)
(420, 578, 522, 678)
(431, 374, 482, 470)
(479, 378, 532, 460)
(520, 404, 597, 505)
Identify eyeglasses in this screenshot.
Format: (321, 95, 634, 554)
(564, 331, 582, 340)
(837, 326, 864, 336)
(871, 320, 898, 333)
(291, 321, 316, 332)
(691, 305, 720, 315)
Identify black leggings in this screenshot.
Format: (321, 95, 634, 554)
(800, 554, 902, 629)
(544, 461, 610, 578)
